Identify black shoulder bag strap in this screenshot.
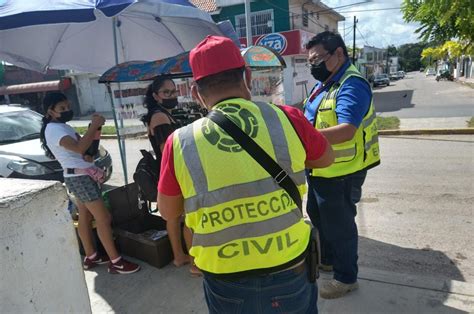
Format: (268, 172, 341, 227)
(207, 110, 302, 210)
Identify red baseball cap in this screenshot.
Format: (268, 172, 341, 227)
(190, 35, 245, 81)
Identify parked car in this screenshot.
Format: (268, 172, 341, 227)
(425, 68, 436, 76)
(373, 74, 390, 87)
(389, 72, 399, 80)
(0, 105, 112, 182)
(397, 71, 405, 79)
(419, 67, 425, 72)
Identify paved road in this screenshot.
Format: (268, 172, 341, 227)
(102, 134, 474, 282)
(373, 71, 474, 118)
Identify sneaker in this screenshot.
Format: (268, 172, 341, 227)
(108, 258, 140, 274)
(83, 255, 110, 270)
(319, 264, 333, 272)
(320, 279, 359, 299)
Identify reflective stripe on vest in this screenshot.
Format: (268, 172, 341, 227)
(173, 99, 310, 274)
(311, 64, 380, 178)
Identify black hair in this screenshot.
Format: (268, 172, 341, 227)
(40, 92, 67, 159)
(141, 77, 175, 125)
(195, 67, 245, 96)
(305, 31, 349, 58)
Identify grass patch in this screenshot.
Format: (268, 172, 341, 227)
(468, 117, 474, 128)
(377, 116, 400, 130)
(73, 117, 402, 134)
(74, 125, 118, 135)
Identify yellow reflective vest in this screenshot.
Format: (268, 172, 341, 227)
(172, 98, 310, 275)
(309, 64, 380, 178)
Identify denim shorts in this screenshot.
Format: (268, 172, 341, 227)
(64, 175, 101, 203)
(203, 264, 318, 314)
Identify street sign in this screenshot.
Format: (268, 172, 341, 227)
(256, 33, 288, 54)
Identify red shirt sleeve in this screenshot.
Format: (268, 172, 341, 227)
(157, 133, 182, 196)
(277, 105, 329, 161)
(158, 105, 328, 197)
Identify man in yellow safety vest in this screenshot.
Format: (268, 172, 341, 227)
(303, 31, 380, 299)
(158, 35, 334, 313)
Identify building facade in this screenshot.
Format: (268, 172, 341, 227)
(192, 0, 344, 105)
(356, 45, 389, 79)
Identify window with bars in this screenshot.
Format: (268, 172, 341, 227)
(302, 8, 308, 27)
(235, 9, 274, 37)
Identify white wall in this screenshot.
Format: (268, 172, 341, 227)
(72, 73, 112, 114)
(289, 0, 340, 34)
(0, 179, 91, 313)
(283, 55, 317, 105)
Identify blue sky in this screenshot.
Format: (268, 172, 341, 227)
(323, 0, 421, 48)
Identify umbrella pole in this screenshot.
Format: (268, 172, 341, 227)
(106, 83, 128, 185)
(111, 17, 128, 185)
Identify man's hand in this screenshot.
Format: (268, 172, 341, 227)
(91, 114, 105, 130)
(319, 123, 357, 145)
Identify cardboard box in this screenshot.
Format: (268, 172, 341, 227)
(106, 183, 173, 268)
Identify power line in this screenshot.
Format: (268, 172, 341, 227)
(337, 7, 401, 14)
(356, 26, 370, 46)
(261, 0, 371, 29)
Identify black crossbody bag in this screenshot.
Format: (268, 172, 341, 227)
(207, 109, 320, 282)
(207, 110, 302, 209)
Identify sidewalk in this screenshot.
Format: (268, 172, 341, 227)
(84, 260, 474, 313)
(456, 77, 474, 89)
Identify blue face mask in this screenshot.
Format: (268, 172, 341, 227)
(57, 110, 74, 123)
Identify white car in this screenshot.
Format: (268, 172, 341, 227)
(426, 68, 436, 76)
(0, 105, 112, 182)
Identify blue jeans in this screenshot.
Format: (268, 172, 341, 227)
(203, 265, 317, 314)
(306, 170, 367, 284)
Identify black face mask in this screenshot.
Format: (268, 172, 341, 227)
(311, 62, 332, 82)
(160, 98, 178, 110)
(57, 110, 74, 123)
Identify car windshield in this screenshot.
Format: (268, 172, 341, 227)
(376, 74, 388, 79)
(0, 110, 42, 144)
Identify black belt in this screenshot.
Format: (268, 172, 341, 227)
(201, 251, 307, 281)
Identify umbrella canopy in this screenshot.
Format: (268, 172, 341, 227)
(0, 0, 224, 74)
(99, 51, 191, 82)
(241, 45, 286, 69)
(98, 45, 286, 83)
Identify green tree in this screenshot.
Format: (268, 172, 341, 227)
(398, 42, 429, 71)
(421, 40, 474, 66)
(387, 45, 398, 57)
(402, 0, 474, 49)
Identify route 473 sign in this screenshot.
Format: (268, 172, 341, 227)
(256, 33, 288, 54)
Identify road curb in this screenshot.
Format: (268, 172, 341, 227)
(379, 128, 474, 135)
(100, 132, 147, 140)
(456, 79, 474, 89)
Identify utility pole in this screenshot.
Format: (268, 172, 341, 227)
(352, 16, 358, 64)
(244, 0, 252, 47)
(386, 46, 390, 74)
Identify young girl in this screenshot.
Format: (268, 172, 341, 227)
(40, 92, 140, 275)
(142, 78, 196, 272)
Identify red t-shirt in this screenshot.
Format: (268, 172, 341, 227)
(158, 105, 328, 196)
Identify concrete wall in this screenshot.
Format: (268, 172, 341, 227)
(72, 73, 112, 115)
(0, 179, 91, 313)
(289, 0, 339, 34)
